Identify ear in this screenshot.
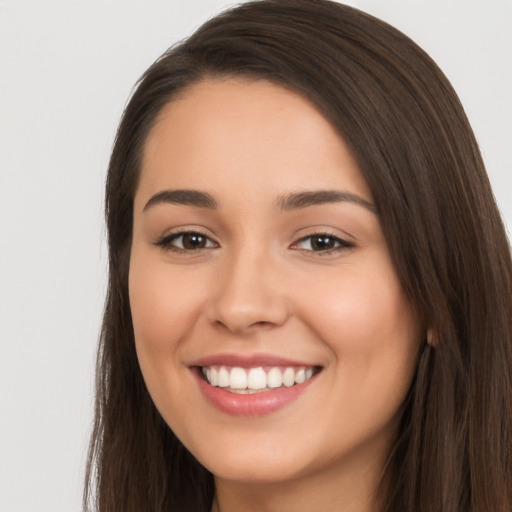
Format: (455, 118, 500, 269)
(426, 328, 437, 347)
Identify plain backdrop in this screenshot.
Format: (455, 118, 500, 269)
(1, 1, 510, 510)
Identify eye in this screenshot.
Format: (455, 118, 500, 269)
(293, 233, 353, 253)
(155, 231, 218, 252)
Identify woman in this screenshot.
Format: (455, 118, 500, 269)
(84, 1, 512, 510)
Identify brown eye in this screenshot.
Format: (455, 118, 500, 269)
(310, 235, 338, 251)
(294, 233, 353, 253)
(181, 233, 208, 249)
(155, 231, 217, 252)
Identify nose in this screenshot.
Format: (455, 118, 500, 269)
(206, 247, 291, 334)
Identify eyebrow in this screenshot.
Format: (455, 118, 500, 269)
(143, 189, 218, 211)
(142, 188, 376, 214)
(275, 190, 376, 213)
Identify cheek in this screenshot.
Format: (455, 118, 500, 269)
(129, 254, 202, 351)
(127, 249, 209, 410)
(295, 265, 421, 456)
(298, 261, 420, 397)
(305, 269, 414, 343)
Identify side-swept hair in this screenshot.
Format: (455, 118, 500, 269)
(85, 1, 512, 510)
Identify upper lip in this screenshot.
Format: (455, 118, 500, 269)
(189, 353, 319, 368)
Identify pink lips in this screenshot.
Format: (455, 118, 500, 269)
(190, 353, 316, 368)
(190, 353, 319, 417)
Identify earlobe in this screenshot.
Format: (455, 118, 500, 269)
(426, 328, 437, 347)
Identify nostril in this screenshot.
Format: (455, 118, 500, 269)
(210, 310, 286, 333)
(251, 321, 273, 328)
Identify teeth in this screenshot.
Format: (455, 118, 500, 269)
(229, 367, 247, 389)
(267, 367, 283, 388)
(247, 367, 267, 389)
(218, 367, 230, 387)
(202, 365, 317, 392)
(283, 367, 295, 387)
(295, 368, 306, 384)
(209, 367, 218, 386)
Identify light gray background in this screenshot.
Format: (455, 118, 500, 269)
(1, 1, 510, 510)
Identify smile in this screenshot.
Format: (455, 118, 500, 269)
(201, 365, 316, 393)
(190, 354, 322, 416)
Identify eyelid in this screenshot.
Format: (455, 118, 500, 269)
(152, 227, 354, 255)
(290, 231, 355, 253)
(153, 229, 219, 253)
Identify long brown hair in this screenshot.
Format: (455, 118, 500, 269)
(84, 1, 512, 510)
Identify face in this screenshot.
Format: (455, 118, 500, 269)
(129, 78, 421, 487)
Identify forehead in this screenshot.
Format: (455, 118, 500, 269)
(136, 78, 372, 208)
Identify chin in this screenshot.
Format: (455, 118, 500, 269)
(206, 455, 306, 484)
(190, 430, 322, 484)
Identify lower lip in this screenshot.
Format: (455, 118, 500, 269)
(193, 368, 318, 417)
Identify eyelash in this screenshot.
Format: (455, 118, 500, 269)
(154, 231, 217, 253)
(154, 231, 354, 255)
(292, 232, 354, 254)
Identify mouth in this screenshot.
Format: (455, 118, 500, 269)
(200, 365, 319, 394)
(190, 354, 322, 416)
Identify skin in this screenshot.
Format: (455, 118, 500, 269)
(129, 78, 422, 512)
